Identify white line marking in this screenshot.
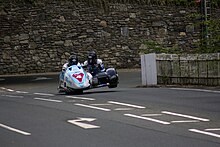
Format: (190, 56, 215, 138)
(34, 93, 54, 96)
(161, 111, 210, 122)
(205, 128, 220, 131)
(67, 100, 76, 103)
(171, 120, 200, 123)
(3, 95, 24, 98)
(114, 108, 134, 111)
(32, 77, 52, 81)
(16, 91, 29, 94)
(34, 98, 62, 103)
(170, 88, 220, 94)
(75, 103, 111, 112)
(124, 114, 171, 125)
(0, 87, 6, 90)
(0, 123, 31, 136)
(189, 129, 220, 138)
(0, 78, 5, 81)
(6, 89, 14, 92)
(141, 114, 163, 117)
(108, 101, 146, 109)
(66, 96, 95, 101)
(90, 103, 112, 106)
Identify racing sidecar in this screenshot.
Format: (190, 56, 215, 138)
(58, 65, 118, 94)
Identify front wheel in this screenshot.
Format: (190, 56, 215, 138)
(65, 88, 83, 95)
(108, 84, 117, 88)
(75, 89, 83, 94)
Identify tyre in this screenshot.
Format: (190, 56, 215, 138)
(75, 89, 83, 94)
(108, 84, 117, 88)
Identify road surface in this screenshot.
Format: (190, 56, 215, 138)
(0, 70, 220, 147)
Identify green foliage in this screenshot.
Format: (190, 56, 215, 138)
(198, 18, 220, 53)
(140, 40, 182, 54)
(187, 11, 220, 53)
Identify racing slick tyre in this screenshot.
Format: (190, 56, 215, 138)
(65, 88, 83, 95)
(108, 75, 118, 88)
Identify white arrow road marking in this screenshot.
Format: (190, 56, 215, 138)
(66, 96, 95, 101)
(0, 123, 31, 136)
(108, 101, 146, 109)
(189, 129, 220, 138)
(75, 103, 111, 112)
(124, 114, 171, 125)
(68, 118, 100, 129)
(34, 98, 62, 103)
(162, 111, 210, 122)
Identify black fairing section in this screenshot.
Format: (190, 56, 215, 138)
(94, 68, 118, 86)
(106, 68, 117, 76)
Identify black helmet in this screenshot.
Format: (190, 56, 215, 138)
(87, 51, 97, 65)
(68, 54, 78, 66)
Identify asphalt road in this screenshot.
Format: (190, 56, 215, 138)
(0, 70, 220, 147)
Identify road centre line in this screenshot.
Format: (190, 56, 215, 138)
(6, 89, 14, 92)
(34, 98, 62, 103)
(114, 108, 134, 111)
(0, 78, 5, 81)
(34, 93, 55, 96)
(205, 128, 220, 131)
(90, 103, 112, 106)
(189, 129, 220, 138)
(3, 95, 24, 98)
(0, 123, 31, 136)
(66, 96, 95, 101)
(161, 111, 210, 122)
(171, 120, 200, 123)
(108, 101, 146, 109)
(16, 91, 29, 94)
(0, 87, 28, 94)
(141, 114, 163, 117)
(124, 114, 171, 125)
(0, 87, 14, 92)
(75, 103, 111, 112)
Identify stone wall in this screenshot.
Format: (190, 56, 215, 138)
(0, 1, 218, 75)
(156, 53, 220, 86)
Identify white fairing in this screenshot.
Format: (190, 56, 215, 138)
(87, 72, 93, 83)
(63, 65, 90, 89)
